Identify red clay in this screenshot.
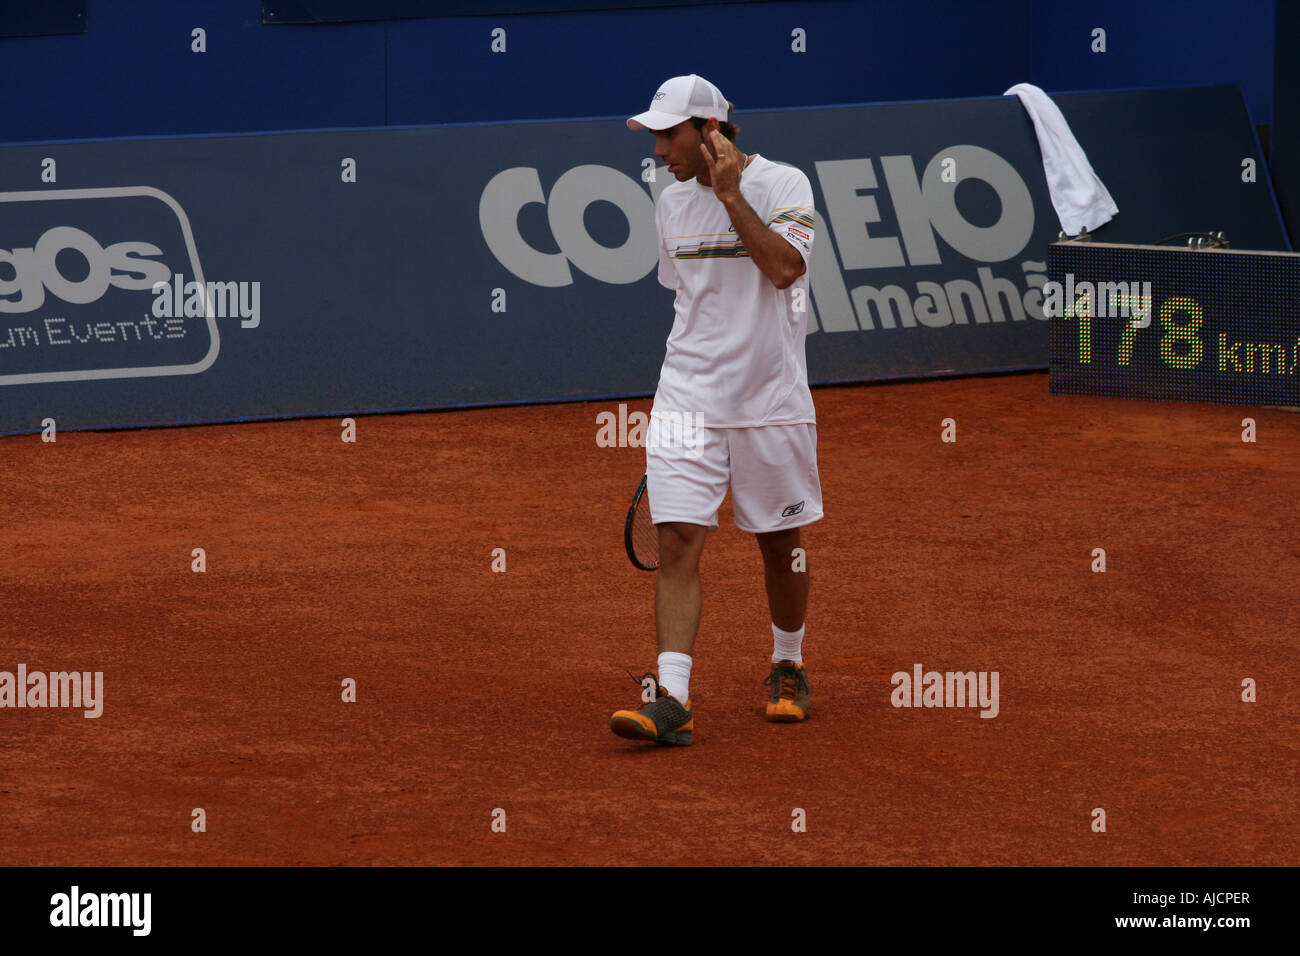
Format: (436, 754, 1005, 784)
(1, 372, 1296, 865)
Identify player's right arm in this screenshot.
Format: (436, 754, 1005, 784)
(764, 169, 816, 282)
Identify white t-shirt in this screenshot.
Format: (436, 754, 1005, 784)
(653, 154, 817, 428)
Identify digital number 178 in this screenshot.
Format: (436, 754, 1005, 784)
(1070, 293, 1204, 369)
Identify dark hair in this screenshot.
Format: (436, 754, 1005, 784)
(691, 101, 739, 142)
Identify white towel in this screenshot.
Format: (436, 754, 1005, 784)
(1004, 82, 1118, 235)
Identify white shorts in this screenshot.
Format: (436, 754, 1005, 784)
(645, 417, 823, 534)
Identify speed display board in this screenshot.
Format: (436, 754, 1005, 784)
(1047, 241, 1300, 406)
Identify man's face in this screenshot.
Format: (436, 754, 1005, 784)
(652, 119, 713, 182)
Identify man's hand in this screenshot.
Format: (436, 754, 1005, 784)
(700, 130, 806, 289)
(700, 129, 745, 199)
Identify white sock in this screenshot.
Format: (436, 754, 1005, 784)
(772, 623, 805, 663)
(658, 652, 692, 702)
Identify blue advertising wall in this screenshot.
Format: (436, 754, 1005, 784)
(0, 85, 1287, 434)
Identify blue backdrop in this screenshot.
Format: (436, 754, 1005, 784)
(0, 0, 1279, 143)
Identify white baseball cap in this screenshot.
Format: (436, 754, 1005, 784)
(627, 74, 730, 131)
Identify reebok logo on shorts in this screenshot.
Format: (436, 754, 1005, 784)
(781, 501, 805, 518)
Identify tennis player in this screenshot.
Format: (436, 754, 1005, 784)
(611, 74, 822, 746)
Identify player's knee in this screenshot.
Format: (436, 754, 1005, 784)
(757, 528, 800, 559)
(658, 522, 706, 568)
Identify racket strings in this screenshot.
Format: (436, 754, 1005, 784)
(631, 491, 659, 569)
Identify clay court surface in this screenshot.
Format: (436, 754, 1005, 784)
(1, 371, 1296, 866)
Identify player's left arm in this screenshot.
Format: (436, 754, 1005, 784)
(701, 131, 806, 290)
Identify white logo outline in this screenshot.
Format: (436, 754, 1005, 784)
(0, 185, 218, 386)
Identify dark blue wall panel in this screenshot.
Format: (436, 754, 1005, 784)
(383, 0, 1028, 127)
(265, 0, 758, 21)
(0, 0, 385, 144)
(0, 1, 1280, 144)
(1027, 0, 1276, 127)
(0, 0, 86, 38)
(1271, 0, 1299, 246)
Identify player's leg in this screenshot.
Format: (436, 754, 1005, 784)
(609, 416, 727, 745)
(729, 423, 823, 720)
(756, 525, 809, 638)
(649, 521, 706, 721)
(645, 417, 727, 703)
(656, 521, 708, 657)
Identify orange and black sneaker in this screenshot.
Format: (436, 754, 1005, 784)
(610, 672, 694, 746)
(764, 660, 811, 722)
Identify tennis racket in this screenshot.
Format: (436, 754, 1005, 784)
(624, 473, 659, 571)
